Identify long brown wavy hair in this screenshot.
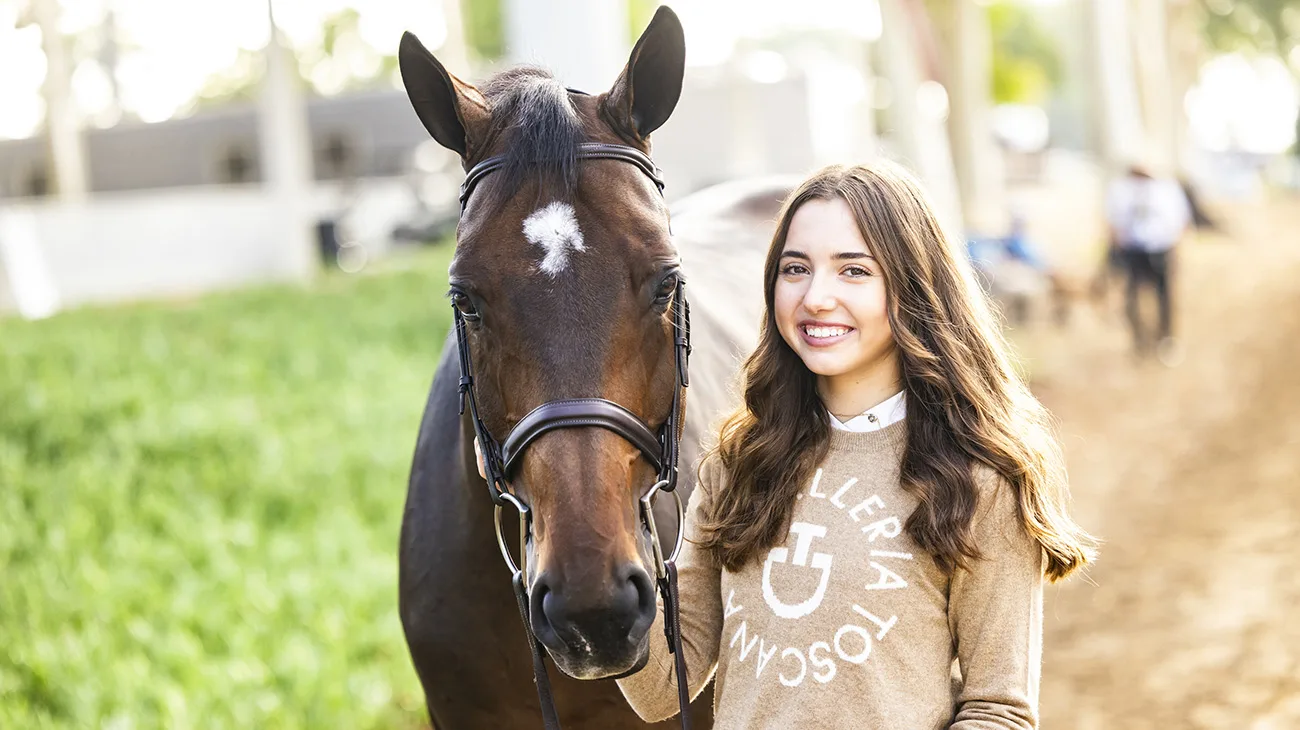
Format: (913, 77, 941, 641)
(698, 163, 1096, 581)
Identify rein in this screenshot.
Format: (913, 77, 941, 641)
(452, 142, 694, 730)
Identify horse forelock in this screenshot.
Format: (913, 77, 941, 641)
(477, 67, 584, 213)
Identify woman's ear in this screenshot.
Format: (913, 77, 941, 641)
(398, 31, 491, 159)
(600, 6, 686, 141)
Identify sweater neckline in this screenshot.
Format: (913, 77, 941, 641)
(827, 417, 907, 456)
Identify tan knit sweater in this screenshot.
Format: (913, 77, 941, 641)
(617, 421, 1045, 729)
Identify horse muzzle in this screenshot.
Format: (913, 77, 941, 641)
(528, 561, 658, 679)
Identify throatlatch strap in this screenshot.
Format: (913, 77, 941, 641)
(513, 572, 563, 730)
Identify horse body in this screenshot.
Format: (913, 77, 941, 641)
(400, 178, 790, 728)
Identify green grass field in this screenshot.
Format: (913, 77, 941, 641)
(1, 247, 456, 729)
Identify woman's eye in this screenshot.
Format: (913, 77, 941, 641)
(780, 263, 809, 276)
(843, 265, 871, 278)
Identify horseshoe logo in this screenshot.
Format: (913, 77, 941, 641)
(762, 522, 834, 619)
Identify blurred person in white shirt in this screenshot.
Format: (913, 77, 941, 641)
(1105, 160, 1192, 364)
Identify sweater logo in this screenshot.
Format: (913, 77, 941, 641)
(761, 522, 834, 619)
(726, 467, 911, 688)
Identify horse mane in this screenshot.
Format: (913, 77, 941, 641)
(478, 66, 584, 211)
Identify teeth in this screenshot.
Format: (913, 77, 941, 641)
(805, 325, 850, 338)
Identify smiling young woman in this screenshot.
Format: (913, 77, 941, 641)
(617, 162, 1097, 729)
(774, 196, 899, 423)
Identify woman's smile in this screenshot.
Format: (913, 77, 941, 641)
(799, 321, 856, 347)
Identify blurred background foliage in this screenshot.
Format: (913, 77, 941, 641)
(988, 0, 1063, 104)
(194, 8, 401, 110)
(1198, 0, 1297, 57)
(0, 247, 453, 728)
(462, 0, 506, 63)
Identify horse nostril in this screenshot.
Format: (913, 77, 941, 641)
(529, 575, 558, 642)
(622, 564, 657, 640)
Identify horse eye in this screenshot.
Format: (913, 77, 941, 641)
(450, 292, 480, 321)
(654, 275, 679, 305)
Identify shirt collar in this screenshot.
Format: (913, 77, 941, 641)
(829, 391, 907, 432)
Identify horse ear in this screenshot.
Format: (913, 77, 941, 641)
(399, 32, 491, 158)
(602, 5, 685, 140)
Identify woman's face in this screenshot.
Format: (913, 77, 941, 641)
(774, 197, 896, 388)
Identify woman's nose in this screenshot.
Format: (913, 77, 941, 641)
(803, 275, 837, 312)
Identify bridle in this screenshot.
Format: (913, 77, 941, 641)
(452, 141, 695, 729)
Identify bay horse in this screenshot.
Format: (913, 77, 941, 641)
(397, 7, 789, 727)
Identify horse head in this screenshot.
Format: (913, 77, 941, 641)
(399, 7, 687, 680)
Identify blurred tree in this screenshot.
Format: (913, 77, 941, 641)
(1083, 0, 1147, 172)
(1182, 1, 1299, 166)
(299, 8, 398, 94)
(627, 0, 659, 44)
(17, 0, 88, 198)
(439, 0, 472, 73)
(90, 8, 128, 124)
(194, 49, 266, 109)
(987, 0, 1063, 105)
(1198, 0, 1296, 60)
(935, 0, 1005, 229)
(1131, 0, 1176, 168)
(1167, 0, 1207, 172)
(878, 0, 965, 229)
(193, 8, 398, 110)
(462, 0, 506, 62)
(194, 0, 653, 106)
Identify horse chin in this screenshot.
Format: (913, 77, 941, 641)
(547, 637, 651, 681)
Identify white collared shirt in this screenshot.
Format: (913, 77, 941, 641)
(828, 391, 907, 432)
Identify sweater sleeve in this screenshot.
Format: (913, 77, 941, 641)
(616, 455, 725, 722)
(949, 473, 1045, 729)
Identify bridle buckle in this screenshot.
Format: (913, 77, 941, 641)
(494, 491, 531, 577)
(638, 479, 686, 582)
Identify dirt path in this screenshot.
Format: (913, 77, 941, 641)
(1027, 200, 1300, 728)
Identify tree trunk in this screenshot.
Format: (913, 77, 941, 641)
(258, 0, 318, 281)
(1164, 0, 1203, 176)
(876, 0, 965, 231)
(1131, 0, 1178, 172)
(1085, 0, 1146, 173)
(31, 0, 88, 200)
(438, 0, 473, 74)
(939, 0, 1005, 229)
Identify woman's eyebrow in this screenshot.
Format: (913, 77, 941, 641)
(780, 250, 875, 260)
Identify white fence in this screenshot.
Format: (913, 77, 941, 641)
(0, 180, 421, 318)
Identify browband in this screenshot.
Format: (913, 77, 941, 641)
(460, 142, 666, 210)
